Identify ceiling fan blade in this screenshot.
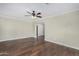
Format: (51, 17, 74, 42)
(27, 11, 32, 15)
(36, 16, 42, 18)
(25, 10, 32, 15)
(25, 15, 31, 16)
(37, 12, 41, 15)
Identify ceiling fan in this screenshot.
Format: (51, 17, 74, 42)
(25, 10, 42, 18)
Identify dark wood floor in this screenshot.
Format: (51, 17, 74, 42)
(0, 36, 79, 56)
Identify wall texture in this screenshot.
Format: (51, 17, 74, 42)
(0, 17, 34, 42)
(45, 11, 79, 50)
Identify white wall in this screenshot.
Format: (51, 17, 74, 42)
(0, 17, 34, 42)
(45, 11, 79, 50)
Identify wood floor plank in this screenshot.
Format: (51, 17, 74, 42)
(0, 36, 79, 56)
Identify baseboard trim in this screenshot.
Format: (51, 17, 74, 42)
(46, 39, 79, 51)
(0, 36, 35, 42)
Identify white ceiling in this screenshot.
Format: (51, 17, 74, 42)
(0, 3, 79, 21)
